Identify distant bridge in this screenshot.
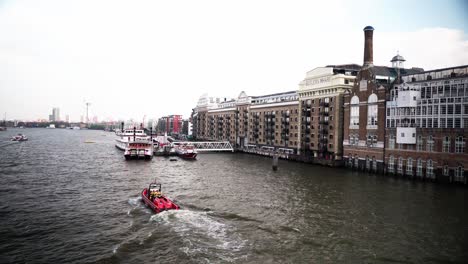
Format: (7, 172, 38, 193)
(172, 141, 234, 152)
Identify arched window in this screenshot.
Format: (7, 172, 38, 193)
(426, 135, 434, 152)
(398, 157, 403, 174)
(443, 136, 451, 153)
(388, 155, 394, 173)
(417, 135, 423, 151)
(455, 136, 465, 153)
(455, 165, 464, 182)
(427, 159, 434, 179)
(367, 94, 378, 127)
(417, 158, 423, 177)
(350, 96, 359, 127)
(407, 158, 413, 176)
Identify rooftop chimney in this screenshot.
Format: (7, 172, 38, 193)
(363, 26, 374, 67)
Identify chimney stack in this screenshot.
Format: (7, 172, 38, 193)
(363, 26, 374, 67)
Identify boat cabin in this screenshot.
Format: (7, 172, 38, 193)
(128, 142, 152, 149)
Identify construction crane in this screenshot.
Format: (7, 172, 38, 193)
(85, 101, 91, 126)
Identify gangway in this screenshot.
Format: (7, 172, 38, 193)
(172, 141, 234, 152)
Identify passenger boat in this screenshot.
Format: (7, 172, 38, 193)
(175, 144, 197, 159)
(124, 139, 153, 160)
(115, 128, 149, 150)
(141, 183, 180, 213)
(11, 133, 28, 141)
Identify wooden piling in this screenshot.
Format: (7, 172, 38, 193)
(272, 152, 279, 171)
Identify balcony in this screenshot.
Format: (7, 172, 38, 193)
(319, 111, 329, 116)
(320, 102, 329, 107)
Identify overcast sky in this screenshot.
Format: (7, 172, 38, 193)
(1, 0, 467, 122)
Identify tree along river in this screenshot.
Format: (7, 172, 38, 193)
(0, 128, 466, 263)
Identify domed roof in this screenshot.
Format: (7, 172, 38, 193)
(391, 54, 406, 62)
(363, 26, 374, 31)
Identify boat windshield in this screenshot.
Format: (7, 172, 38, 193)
(149, 183, 161, 192)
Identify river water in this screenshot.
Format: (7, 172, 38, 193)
(0, 128, 467, 263)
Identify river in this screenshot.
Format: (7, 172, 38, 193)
(0, 128, 466, 263)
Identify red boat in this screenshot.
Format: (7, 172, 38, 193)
(141, 183, 180, 213)
(175, 144, 197, 159)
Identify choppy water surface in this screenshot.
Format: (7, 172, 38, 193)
(0, 128, 467, 263)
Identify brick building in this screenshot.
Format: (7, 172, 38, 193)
(343, 26, 423, 173)
(298, 65, 360, 163)
(385, 65, 468, 183)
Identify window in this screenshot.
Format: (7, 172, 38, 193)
(397, 157, 403, 174)
(389, 134, 395, 149)
(372, 157, 377, 172)
(443, 165, 449, 176)
(367, 94, 378, 126)
(426, 135, 434, 152)
(407, 158, 413, 176)
(417, 135, 423, 151)
(427, 159, 434, 179)
(350, 96, 359, 127)
(455, 136, 465, 153)
(455, 166, 464, 182)
(388, 156, 395, 173)
(417, 158, 423, 177)
(443, 136, 451, 152)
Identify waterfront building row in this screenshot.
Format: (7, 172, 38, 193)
(191, 26, 467, 184)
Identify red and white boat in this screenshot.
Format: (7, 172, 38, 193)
(175, 144, 197, 159)
(124, 139, 153, 160)
(141, 183, 180, 213)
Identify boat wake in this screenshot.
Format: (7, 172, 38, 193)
(127, 196, 142, 206)
(150, 209, 247, 261)
(0, 141, 19, 148)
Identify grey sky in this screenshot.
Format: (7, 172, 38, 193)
(1, 0, 467, 122)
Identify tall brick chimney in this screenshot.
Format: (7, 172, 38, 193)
(363, 26, 374, 67)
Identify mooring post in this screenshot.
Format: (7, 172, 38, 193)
(272, 151, 279, 171)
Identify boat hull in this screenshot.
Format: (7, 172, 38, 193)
(141, 189, 179, 213)
(179, 152, 197, 159)
(124, 154, 153, 160)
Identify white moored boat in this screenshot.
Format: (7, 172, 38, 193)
(115, 128, 149, 150)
